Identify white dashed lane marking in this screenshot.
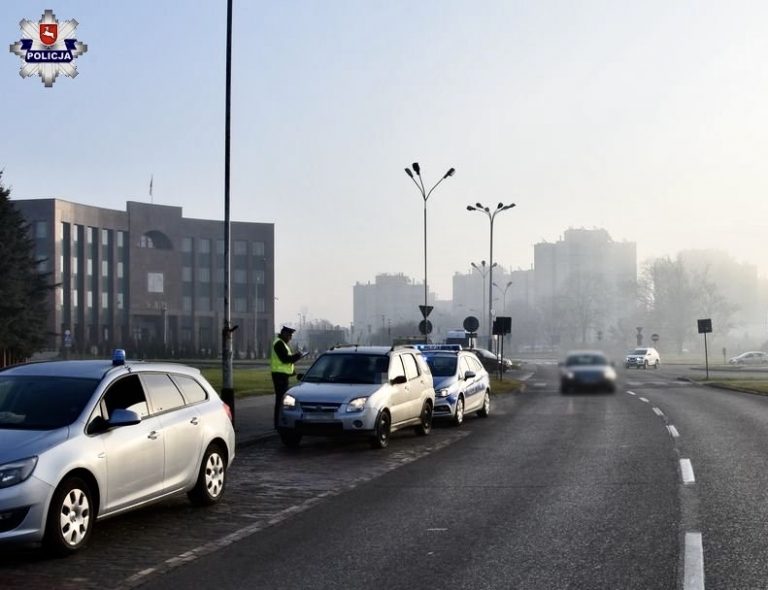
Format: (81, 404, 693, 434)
(680, 459, 696, 484)
(684, 532, 705, 590)
(667, 425, 680, 438)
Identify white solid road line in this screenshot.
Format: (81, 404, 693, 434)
(667, 425, 680, 438)
(684, 532, 705, 590)
(680, 458, 696, 484)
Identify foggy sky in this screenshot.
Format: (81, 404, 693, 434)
(3, 0, 768, 329)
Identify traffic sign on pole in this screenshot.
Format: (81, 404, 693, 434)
(419, 305, 434, 319)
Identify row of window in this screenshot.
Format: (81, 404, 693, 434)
(181, 237, 266, 257)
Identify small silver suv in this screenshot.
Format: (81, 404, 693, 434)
(625, 347, 661, 369)
(278, 346, 435, 449)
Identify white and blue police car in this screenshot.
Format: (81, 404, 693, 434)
(417, 345, 491, 426)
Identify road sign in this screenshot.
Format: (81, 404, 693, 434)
(418, 305, 433, 318)
(697, 319, 712, 334)
(63, 329, 72, 348)
(493, 316, 511, 335)
(418, 320, 433, 335)
(463, 316, 479, 332)
(651, 333, 659, 343)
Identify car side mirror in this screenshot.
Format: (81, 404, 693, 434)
(390, 375, 407, 385)
(464, 371, 476, 380)
(108, 408, 141, 428)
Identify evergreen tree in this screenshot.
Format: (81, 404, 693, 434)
(0, 173, 51, 366)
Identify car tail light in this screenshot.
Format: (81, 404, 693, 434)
(222, 402, 233, 423)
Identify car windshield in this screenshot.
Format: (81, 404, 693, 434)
(631, 349, 648, 355)
(301, 354, 389, 384)
(425, 355, 458, 377)
(566, 354, 607, 367)
(0, 376, 99, 430)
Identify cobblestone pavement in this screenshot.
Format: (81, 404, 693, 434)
(0, 423, 474, 590)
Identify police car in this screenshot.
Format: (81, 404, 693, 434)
(417, 345, 491, 425)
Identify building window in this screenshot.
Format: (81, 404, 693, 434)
(117, 262, 124, 279)
(256, 297, 266, 313)
(252, 241, 265, 256)
(101, 260, 109, 277)
(182, 267, 192, 282)
(198, 268, 210, 283)
(182, 237, 192, 253)
(183, 296, 192, 312)
(216, 239, 225, 255)
(215, 268, 224, 283)
(101, 229, 109, 246)
(86, 259, 93, 276)
(117, 293, 124, 310)
(198, 239, 210, 254)
(87, 291, 93, 308)
(254, 269, 265, 284)
(117, 231, 125, 248)
(87, 227, 96, 244)
(234, 240, 247, 255)
(35, 221, 47, 239)
(101, 293, 109, 309)
(235, 298, 247, 312)
(148, 272, 164, 293)
(198, 296, 210, 311)
(140, 235, 155, 248)
(234, 269, 247, 284)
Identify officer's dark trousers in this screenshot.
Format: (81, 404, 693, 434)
(272, 372, 290, 428)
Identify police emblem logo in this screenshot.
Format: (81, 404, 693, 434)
(9, 9, 87, 87)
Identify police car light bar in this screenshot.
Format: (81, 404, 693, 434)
(415, 344, 462, 352)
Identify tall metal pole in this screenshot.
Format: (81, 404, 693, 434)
(221, 0, 235, 421)
(467, 203, 516, 351)
(405, 163, 455, 342)
(488, 217, 495, 350)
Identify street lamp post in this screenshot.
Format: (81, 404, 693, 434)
(471, 261, 495, 344)
(467, 202, 516, 349)
(493, 281, 513, 314)
(405, 163, 455, 341)
(493, 280, 513, 354)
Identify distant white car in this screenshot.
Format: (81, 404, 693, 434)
(728, 351, 768, 365)
(625, 347, 661, 369)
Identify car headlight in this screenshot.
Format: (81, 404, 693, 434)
(564, 371, 574, 379)
(436, 388, 450, 398)
(282, 394, 297, 409)
(604, 368, 616, 379)
(346, 397, 368, 412)
(0, 457, 38, 489)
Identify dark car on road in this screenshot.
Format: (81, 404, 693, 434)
(560, 350, 617, 393)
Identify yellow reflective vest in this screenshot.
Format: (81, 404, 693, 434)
(270, 337, 295, 375)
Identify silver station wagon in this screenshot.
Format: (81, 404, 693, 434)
(0, 351, 235, 555)
(278, 345, 435, 449)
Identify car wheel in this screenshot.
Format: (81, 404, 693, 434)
(279, 429, 302, 449)
(477, 390, 491, 417)
(654, 360, 660, 369)
(370, 410, 391, 449)
(43, 476, 94, 556)
(452, 396, 465, 427)
(188, 443, 227, 506)
(415, 401, 433, 436)
(643, 360, 648, 369)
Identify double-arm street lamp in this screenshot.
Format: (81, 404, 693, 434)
(493, 280, 513, 314)
(471, 261, 495, 343)
(467, 202, 516, 349)
(405, 163, 455, 337)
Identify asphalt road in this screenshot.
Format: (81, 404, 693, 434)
(6, 363, 768, 589)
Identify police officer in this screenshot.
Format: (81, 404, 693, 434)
(271, 325, 303, 428)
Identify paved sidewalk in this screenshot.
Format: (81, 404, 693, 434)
(232, 394, 277, 447)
